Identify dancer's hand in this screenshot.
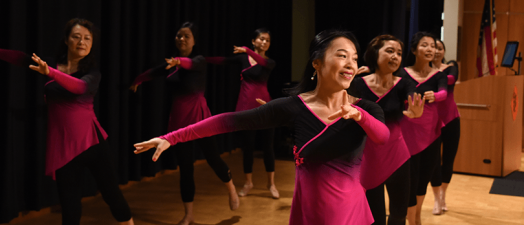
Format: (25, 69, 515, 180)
(256, 98, 267, 105)
(424, 91, 435, 103)
(357, 66, 370, 75)
(29, 53, 50, 75)
(129, 84, 139, 93)
(134, 138, 171, 162)
(403, 93, 425, 118)
(233, 46, 246, 54)
(165, 57, 180, 70)
(327, 93, 361, 121)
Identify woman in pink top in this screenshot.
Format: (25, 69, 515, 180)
(399, 32, 447, 225)
(0, 18, 134, 225)
(430, 39, 460, 215)
(206, 28, 279, 199)
(134, 29, 391, 225)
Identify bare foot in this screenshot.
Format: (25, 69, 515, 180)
(268, 184, 280, 199)
(229, 189, 240, 210)
(441, 191, 448, 211)
(177, 215, 194, 225)
(238, 183, 253, 197)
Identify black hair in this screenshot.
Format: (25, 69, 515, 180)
(363, 34, 404, 74)
(404, 32, 437, 67)
(55, 18, 98, 73)
(286, 29, 360, 95)
(253, 28, 271, 40)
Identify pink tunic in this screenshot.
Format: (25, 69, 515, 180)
(290, 159, 374, 225)
(45, 68, 108, 179)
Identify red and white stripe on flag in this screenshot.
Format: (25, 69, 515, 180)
(476, 0, 497, 77)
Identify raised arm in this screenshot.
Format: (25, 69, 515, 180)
(327, 93, 389, 145)
(134, 96, 298, 161)
(30, 53, 91, 95)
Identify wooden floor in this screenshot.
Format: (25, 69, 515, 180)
(4, 152, 524, 225)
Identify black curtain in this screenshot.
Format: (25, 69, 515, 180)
(0, 0, 292, 223)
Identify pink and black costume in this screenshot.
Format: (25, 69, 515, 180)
(348, 76, 415, 224)
(399, 68, 447, 207)
(206, 47, 276, 174)
(432, 62, 460, 187)
(157, 95, 390, 225)
(0, 49, 131, 224)
(131, 53, 231, 203)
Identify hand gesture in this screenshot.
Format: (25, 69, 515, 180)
(129, 84, 139, 93)
(165, 57, 180, 70)
(256, 98, 267, 105)
(233, 46, 246, 54)
(29, 53, 50, 75)
(134, 138, 171, 162)
(403, 93, 425, 118)
(424, 91, 435, 103)
(357, 66, 370, 75)
(327, 93, 362, 121)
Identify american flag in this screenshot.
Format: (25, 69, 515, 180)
(476, 0, 498, 77)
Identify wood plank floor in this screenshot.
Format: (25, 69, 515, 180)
(4, 152, 524, 225)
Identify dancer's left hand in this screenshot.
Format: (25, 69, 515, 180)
(327, 93, 361, 121)
(233, 46, 246, 54)
(134, 138, 171, 162)
(403, 93, 425, 118)
(29, 53, 50, 75)
(165, 57, 180, 70)
(424, 91, 435, 103)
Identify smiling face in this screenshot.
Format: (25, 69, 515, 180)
(412, 36, 436, 63)
(433, 40, 445, 63)
(175, 27, 195, 53)
(313, 37, 359, 91)
(376, 40, 402, 74)
(66, 24, 92, 59)
(252, 33, 271, 52)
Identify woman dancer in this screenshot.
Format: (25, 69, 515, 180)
(0, 18, 134, 225)
(430, 39, 460, 215)
(129, 22, 238, 225)
(205, 28, 279, 198)
(134, 29, 391, 225)
(349, 35, 424, 225)
(398, 32, 447, 225)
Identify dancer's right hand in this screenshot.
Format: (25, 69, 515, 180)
(129, 84, 139, 93)
(134, 138, 171, 162)
(233, 46, 246, 54)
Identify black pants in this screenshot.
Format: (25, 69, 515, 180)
(55, 130, 131, 225)
(431, 118, 460, 186)
(366, 159, 410, 225)
(175, 136, 231, 202)
(240, 129, 275, 174)
(408, 137, 441, 207)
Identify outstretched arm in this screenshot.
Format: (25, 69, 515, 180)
(134, 97, 298, 161)
(0, 49, 32, 67)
